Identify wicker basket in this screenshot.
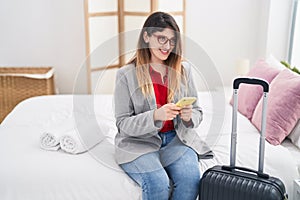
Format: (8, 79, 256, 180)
(0, 67, 55, 123)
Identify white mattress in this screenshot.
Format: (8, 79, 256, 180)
(281, 139, 300, 175)
(0, 92, 299, 200)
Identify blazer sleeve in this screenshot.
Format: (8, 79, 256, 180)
(114, 68, 161, 137)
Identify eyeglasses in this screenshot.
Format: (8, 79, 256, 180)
(152, 34, 176, 46)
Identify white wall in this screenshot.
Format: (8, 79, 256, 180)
(186, 0, 262, 88)
(0, 0, 86, 94)
(0, 0, 293, 94)
(186, 0, 293, 88)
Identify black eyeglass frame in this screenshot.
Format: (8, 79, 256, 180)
(152, 34, 177, 46)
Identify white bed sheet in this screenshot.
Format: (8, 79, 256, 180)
(0, 93, 299, 199)
(281, 139, 300, 175)
(1, 95, 142, 200)
(0, 126, 141, 200)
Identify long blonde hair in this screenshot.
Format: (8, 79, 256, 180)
(128, 12, 187, 102)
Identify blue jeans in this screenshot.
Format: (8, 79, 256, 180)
(120, 130, 200, 200)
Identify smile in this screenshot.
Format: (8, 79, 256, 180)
(160, 49, 169, 55)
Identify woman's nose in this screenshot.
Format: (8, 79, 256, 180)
(163, 41, 171, 50)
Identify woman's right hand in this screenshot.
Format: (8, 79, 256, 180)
(154, 103, 181, 121)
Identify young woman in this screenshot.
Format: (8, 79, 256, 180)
(114, 11, 203, 200)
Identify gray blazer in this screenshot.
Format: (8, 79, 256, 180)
(114, 61, 205, 164)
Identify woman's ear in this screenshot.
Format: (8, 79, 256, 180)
(143, 31, 149, 43)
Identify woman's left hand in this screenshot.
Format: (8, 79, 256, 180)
(179, 105, 193, 122)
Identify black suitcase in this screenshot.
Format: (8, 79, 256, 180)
(199, 78, 288, 200)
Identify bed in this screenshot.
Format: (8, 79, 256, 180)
(0, 91, 299, 200)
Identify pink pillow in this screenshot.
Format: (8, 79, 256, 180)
(230, 59, 281, 119)
(251, 69, 300, 145)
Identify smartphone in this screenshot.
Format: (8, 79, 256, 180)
(175, 97, 197, 107)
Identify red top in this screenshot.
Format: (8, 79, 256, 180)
(149, 66, 174, 133)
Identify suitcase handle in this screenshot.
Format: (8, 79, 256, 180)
(233, 78, 269, 92)
(231, 78, 269, 173)
(222, 165, 270, 179)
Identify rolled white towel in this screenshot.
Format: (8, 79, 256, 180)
(40, 132, 60, 151)
(60, 134, 81, 154)
(59, 119, 108, 154)
(59, 134, 103, 154)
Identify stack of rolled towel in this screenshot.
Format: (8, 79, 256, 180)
(40, 116, 116, 154)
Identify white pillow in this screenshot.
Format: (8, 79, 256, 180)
(288, 120, 300, 148)
(265, 54, 286, 70)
